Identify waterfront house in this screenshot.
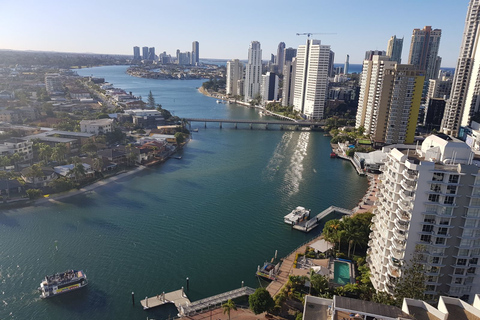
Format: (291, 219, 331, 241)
(0, 179, 25, 198)
(53, 163, 94, 179)
(97, 148, 127, 166)
(21, 166, 57, 188)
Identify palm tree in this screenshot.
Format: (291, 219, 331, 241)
(38, 144, 53, 163)
(222, 299, 237, 320)
(68, 163, 86, 181)
(92, 157, 103, 172)
(11, 152, 22, 171)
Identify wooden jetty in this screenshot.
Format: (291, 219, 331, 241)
(140, 288, 190, 310)
(140, 286, 255, 316)
(292, 206, 353, 232)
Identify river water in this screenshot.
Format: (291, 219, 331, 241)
(0, 65, 368, 320)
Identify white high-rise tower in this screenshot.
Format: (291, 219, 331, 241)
(442, 0, 480, 135)
(226, 59, 244, 96)
(244, 41, 262, 102)
(292, 39, 330, 119)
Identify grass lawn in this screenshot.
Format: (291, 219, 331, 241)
(358, 139, 372, 145)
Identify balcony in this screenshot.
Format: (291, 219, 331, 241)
(396, 208, 411, 222)
(401, 180, 415, 192)
(398, 200, 412, 211)
(391, 238, 406, 251)
(394, 218, 409, 231)
(387, 263, 401, 278)
(400, 190, 414, 202)
(390, 248, 404, 260)
(392, 228, 407, 242)
(402, 169, 418, 181)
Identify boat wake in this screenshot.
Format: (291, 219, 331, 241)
(283, 132, 309, 196)
(264, 132, 294, 179)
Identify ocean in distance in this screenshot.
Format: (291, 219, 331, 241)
(0, 65, 368, 320)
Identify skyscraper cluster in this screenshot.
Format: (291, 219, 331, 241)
(226, 39, 332, 120)
(132, 41, 199, 65)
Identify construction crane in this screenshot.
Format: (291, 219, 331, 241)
(296, 32, 336, 38)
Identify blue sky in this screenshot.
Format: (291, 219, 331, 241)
(0, 0, 468, 67)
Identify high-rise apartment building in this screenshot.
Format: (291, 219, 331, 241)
(148, 47, 155, 61)
(442, 0, 480, 136)
(355, 56, 424, 144)
(244, 41, 262, 102)
(386, 35, 403, 63)
(408, 26, 442, 90)
(142, 47, 149, 60)
(192, 41, 199, 65)
(328, 50, 335, 77)
(276, 42, 286, 75)
(293, 39, 330, 119)
(133, 46, 141, 60)
(365, 50, 386, 60)
(282, 58, 296, 107)
(368, 134, 480, 303)
(284, 47, 297, 63)
(226, 59, 244, 96)
(344, 54, 349, 75)
(261, 72, 279, 103)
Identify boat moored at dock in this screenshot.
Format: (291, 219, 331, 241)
(39, 270, 87, 299)
(284, 206, 311, 225)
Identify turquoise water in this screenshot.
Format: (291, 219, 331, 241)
(0, 66, 368, 320)
(333, 261, 351, 285)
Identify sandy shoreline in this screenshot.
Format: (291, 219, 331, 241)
(34, 165, 148, 206)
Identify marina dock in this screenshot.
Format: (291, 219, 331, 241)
(292, 206, 353, 232)
(140, 289, 190, 310)
(140, 286, 255, 316)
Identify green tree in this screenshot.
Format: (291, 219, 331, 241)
(0, 155, 11, 168)
(52, 143, 68, 162)
(81, 142, 97, 155)
(147, 90, 156, 109)
(38, 144, 53, 163)
(248, 287, 274, 315)
(23, 164, 44, 181)
(68, 163, 86, 181)
(393, 245, 427, 306)
(92, 157, 103, 172)
(222, 299, 237, 320)
(26, 189, 43, 200)
(11, 152, 22, 170)
(174, 132, 185, 144)
(49, 177, 76, 192)
(310, 273, 329, 295)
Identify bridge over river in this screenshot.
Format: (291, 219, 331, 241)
(185, 118, 324, 130)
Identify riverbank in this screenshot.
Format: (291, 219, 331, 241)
(197, 87, 299, 122)
(35, 165, 148, 206)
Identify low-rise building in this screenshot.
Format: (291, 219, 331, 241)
(0, 138, 33, 161)
(80, 119, 114, 135)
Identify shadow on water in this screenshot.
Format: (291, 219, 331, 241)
(81, 217, 123, 232)
(0, 212, 20, 227)
(47, 286, 107, 314)
(145, 302, 180, 320)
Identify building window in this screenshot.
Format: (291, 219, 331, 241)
(447, 185, 457, 194)
(457, 258, 467, 266)
(423, 225, 434, 232)
(444, 196, 454, 205)
(449, 175, 459, 183)
(429, 194, 439, 202)
(421, 235, 432, 243)
(433, 172, 444, 181)
(435, 237, 446, 245)
(431, 184, 441, 192)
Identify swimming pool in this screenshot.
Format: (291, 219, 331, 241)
(333, 261, 351, 285)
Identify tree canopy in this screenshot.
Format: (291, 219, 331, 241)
(249, 287, 274, 315)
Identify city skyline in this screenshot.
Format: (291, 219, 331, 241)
(0, 0, 469, 66)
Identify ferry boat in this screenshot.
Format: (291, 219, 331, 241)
(256, 262, 278, 281)
(284, 206, 311, 225)
(39, 270, 87, 299)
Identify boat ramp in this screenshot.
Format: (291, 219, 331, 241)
(292, 206, 353, 232)
(140, 286, 255, 317)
